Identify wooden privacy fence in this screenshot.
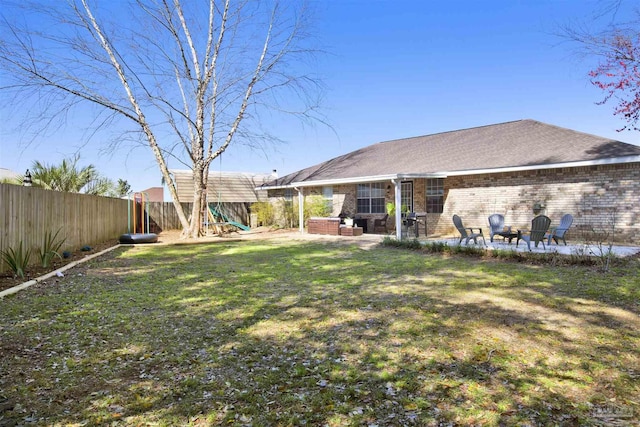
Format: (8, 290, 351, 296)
(0, 184, 129, 272)
(0, 185, 256, 272)
(145, 202, 192, 232)
(145, 202, 251, 233)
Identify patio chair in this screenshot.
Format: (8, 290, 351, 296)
(547, 213, 573, 245)
(453, 214, 486, 245)
(488, 213, 515, 242)
(517, 215, 552, 251)
(373, 214, 389, 234)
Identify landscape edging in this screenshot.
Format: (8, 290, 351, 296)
(0, 245, 121, 299)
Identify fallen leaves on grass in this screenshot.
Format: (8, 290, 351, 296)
(1, 240, 638, 426)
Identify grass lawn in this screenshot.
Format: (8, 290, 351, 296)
(1, 239, 638, 426)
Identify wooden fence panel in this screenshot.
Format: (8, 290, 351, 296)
(0, 184, 129, 272)
(145, 201, 250, 232)
(146, 202, 192, 233)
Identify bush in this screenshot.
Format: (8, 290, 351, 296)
(379, 237, 630, 271)
(250, 202, 275, 227)
(278, 199, 299, 228)
(1, 242, 31, 279)
(422, 241, 449, 253)
(380, 237, 423, 250)
(39, 228, 66, 268)
(304, 195, 332, 219)
(450, 244, 486, 257)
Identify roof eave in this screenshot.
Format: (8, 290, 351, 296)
(442, 155, 640, 177)
(258, 173, 448, 190)
(258, 155, 640, 190)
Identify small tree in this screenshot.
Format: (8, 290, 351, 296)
(28, 154, 124, 196)
(115, 179, 131, 197)
(589, 31, 640, 132)
(563, 8, 640, 132)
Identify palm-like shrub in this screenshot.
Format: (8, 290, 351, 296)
(29, 154, 121, 196)
(39, 228, 66, 268)
(1, 242, 32, 279)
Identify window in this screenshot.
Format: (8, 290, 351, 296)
(357, 183, 385, 214)
(323, 186, 333, 212)
(284, 188, 294, 201)
(401, 181, 413, 213)
(426, 178, 444, 213)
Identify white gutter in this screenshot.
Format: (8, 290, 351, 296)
(256, 155, 639, 190)
(296, 187, 304, 234)
(392, 179, 402, 240)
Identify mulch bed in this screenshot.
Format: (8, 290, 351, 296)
(0, 240, 119, 293)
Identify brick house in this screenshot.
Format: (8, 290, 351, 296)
(260, 120, 640, 242)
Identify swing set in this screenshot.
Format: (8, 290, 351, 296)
(202, 156, 251, 235)
(118, 192, 159, 244)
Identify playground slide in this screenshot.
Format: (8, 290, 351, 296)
(226, 220, 251, 231)
(208, 206, 250, 231)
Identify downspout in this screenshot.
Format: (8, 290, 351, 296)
(295, 187, 304, 234)
(127, 193, 132, 234)
(392, 179, 402, 240)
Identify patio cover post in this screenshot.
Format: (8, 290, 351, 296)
(393, 179, 402, 240)
(297, 187, 304, 234)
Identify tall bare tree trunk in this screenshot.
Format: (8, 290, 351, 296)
(1, 0, 324, 239)
(185, 162, 208, 238)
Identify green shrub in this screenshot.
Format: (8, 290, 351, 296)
(39, 228, 66, 268)
(278, 199, 299, 228)
(422, 241, 449, 253)
(490, 248, 521, 260)
(380, 237, 422, 250)
(381, 236, 629, 272)
(250, 202, 275, 227)
(450, 245, 486, 256)
(1, 242, 32, 279)
(304, 195, 332, 219)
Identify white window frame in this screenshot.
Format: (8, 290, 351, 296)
(357, 182, 385, 214)
(426, 178, 444, 213)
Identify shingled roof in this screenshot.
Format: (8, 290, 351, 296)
(172, 170, 275, 203)
(264, 119, 640, 188)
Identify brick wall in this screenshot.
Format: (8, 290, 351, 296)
(267, 162, 639, 243)
(433, 163, 639, 243)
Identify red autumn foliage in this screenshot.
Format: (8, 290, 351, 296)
(589, 33, 640, 132)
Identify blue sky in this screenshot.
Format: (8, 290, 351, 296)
(1, 0, 638, 195)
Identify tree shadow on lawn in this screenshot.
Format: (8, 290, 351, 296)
(1, 241, 638, 426)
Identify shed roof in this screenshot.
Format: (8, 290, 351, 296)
(171, 170, 275, 203)
(264, 119, 640, 188)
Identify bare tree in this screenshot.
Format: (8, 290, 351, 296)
(0, 0, 323, 237)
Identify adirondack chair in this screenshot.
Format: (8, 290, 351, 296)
(547, 214, 574, 245)
(488, 213, 516, 242)
(517, 215, 552, 251)
(453, 215, 486, 245)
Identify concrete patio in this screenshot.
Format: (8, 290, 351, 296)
(428, 236, 640, 258)
(269, 230, 640, 258)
